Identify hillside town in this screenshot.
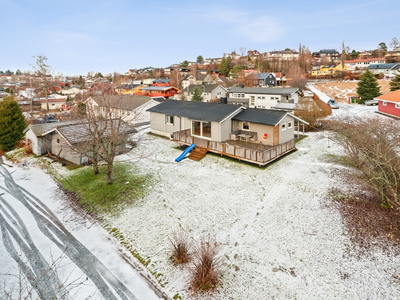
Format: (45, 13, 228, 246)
(1, 1, 400, 299)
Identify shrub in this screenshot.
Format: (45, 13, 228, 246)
(190, 236, 223, 292)
(169, 230, 192, 265)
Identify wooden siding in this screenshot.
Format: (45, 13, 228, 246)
(173, 129, 295, 166)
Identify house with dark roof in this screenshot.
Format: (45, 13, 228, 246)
(254, 73, 276, 87)
(312, 49, 340, 60)
(24, 120, 136, 164)
(152, 79, 171, 86)
(367, 63, 400, 76)
(140, 86, 180, 98)
(147, 100, 308, 165)
(227, 87, 299, 109)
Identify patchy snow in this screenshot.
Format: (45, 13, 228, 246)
(0, 161, 163, 300)
(105, 130, 400, 299)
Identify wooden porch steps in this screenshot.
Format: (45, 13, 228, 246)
(188, 146, 208, 161)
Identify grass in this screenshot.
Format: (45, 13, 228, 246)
(59, 163, 152, 216)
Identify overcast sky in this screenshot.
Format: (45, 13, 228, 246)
(1, 0, 399, 76)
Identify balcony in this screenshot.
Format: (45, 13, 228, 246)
(172, 129, 296, 166)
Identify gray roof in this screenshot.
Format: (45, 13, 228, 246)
(147, 99, 243, 122)
(228, 87, 298, 95)
(255, 73, 275, 80)
(24, 120, 81, 137)
(368, 63, 399, 70)
(273, 103, 296, 110)
(91, 95, 152, 111)
(55, 120, 136, 145)
(233, 108, 287, 126)
(153, 79, 171, 83)
(187, 84, 219, 93)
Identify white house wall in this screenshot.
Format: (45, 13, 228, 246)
(279, 115, 295, 144)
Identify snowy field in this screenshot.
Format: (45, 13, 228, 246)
(108, 128, 400, 300)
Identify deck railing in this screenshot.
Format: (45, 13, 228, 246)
(172, 130, 295, 166)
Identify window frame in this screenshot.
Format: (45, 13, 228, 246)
(288, 121, 292, 129)
(166, 115, 174, 125)
(281, 122, 286, 131)
(383, 101, 387, 106)
(242, 121, 250, 131)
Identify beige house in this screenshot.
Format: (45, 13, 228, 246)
(147, 100, 308, 165)
(24, 120, 136, 165)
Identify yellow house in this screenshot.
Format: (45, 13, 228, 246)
(115, 84, 145, 95)
(312, 64, 347, 76)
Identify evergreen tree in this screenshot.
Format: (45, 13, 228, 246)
(219, 58, 229, 77)
(389, 73, 400, 91)
(226, 56, 232, 72)
(0, 96, 26, 151)
(191, 87, 203, 102)
(357, 70, 381, 103)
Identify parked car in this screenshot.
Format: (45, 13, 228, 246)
(327, 99, 339, 109)
(363, 99, 378, 106)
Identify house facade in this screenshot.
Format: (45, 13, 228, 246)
(227, 87, 299, 109)
(375, 89, 400, 118)
(368, 63, 400, 76)
(147, 100, 308, 165)
(139, 86, 180, 98)
(183, 84, 227, 102)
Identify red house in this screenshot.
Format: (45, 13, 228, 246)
(140, 86, 179, 98)
(376, 89, 400, 118)
(152, 79, 171, 86)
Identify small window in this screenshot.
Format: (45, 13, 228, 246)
(396, 103, 400, 109)
(242, 122, 250, 130)
(57, 138, 60, 143)
(383, 101, 387, 106)
(288, 121, 292, 129)
(166, 115, 174, 125)
(282, 123, 286, 131)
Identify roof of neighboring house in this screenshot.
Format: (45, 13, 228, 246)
(186, 84, 220, 93)
(273, 103, 297, 110)
(368, 63, 399, 70)
(90, 95, 152, 111)
(54, 120, 136, 145)
(314, 49, 339, 54)
(255, 73, 275, 80)
(24, 120, 81, 136)
(147, 99, 244, 123)
(153, 79, 171, 83)
(228, 87, 299, 95)
(375, 89, 400, 103)
(140, 86, 179, 91)
(233, 108, 308, 125)
(118, 84, 140, 90)
(216, 76, 228, 83)
(40, 98, 66, 103)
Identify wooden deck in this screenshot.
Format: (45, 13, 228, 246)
(172, 129, 296, 166)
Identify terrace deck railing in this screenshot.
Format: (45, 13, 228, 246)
(172, 129, 295, 166)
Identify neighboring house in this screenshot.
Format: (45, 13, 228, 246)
(24, 120, 136, 165)
(375, 89, 400, 118)
(40, 94, 68, 110)
(263, 50, 299, 60)
(182, 74, 209, 89)
(86, 95, 159, 125)
(140, 86, 180, 98)
(312, 49, 340, 60)
(152, 79, 171, 86)
(61, 87, 86, 97)
(0, 91, 10, 99)
(147, 100, 308, 166)
(227, 87, 299, 109)
(254, 73, 277, 87)
(183, 84, 227, 102)
(385, 46, 400, 61)
(142, 78, 156, 86)
(115, 84, 141, 95)
(368, 63, 400, 76)
(312, 63, 346, 76)
(345, 58, 386, 71)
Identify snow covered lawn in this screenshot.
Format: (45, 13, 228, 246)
(108, 131, 400, 299)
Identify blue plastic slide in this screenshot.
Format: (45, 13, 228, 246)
(175, 144, 196, 162)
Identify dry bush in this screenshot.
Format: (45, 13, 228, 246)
(190, 236, 223, 293)
(314, 95, 332, 117)
(24, 140, 32, 154)
(324, 115, 400, 210)
(169, 230, 192, 265)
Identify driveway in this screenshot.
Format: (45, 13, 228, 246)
(0, 158, 164, 300)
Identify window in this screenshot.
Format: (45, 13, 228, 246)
(262, 96, 265, 99)
(202, 122, 211, 138)
(288, 121, 292, 129)
(57, 138, 60, 144)
(383, 101, 387, 106)
(282, 123, 286, 131)
(396, 103, 400, 109)
(166, 115, 174, 125)
(250, 96, 255, 106)
(192, 121, 201, 136)
(242, 122, 250, 130)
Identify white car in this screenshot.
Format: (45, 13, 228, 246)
(327, 99, 339, 109)
(363, 99, 378, 106)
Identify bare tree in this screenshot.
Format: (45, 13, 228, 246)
(390, 37, 400, 50)
(30, 55, 54, 111)
(239, 47, 247, 57)
(287, 62, 308, 93)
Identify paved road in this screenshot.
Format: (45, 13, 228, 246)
(0, 158, 163, 300)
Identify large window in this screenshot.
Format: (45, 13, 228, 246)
(242, 122, 250, 130)
(192, 121, 211, 138)
(192, 121, 201, 136)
